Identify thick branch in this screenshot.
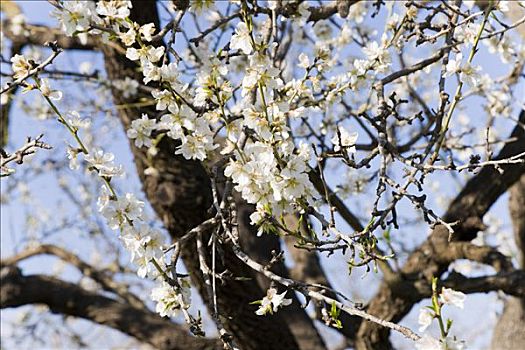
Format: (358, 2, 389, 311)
(491, 174, 525, 349)
(0, 266, 220, 350)
(98, 2, 302, 349)
(1, 244, 144, 309)
(356, 110, 525, 350)
(435, 242, 513, 273)
(2, 21, 96, 50)
(442, 270, 525, 297)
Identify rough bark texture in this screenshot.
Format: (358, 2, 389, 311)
(3, 1, 525, 349)
(98, 2, 304, 349)
(355, 110, 525, 350)
(491, 174, 525, 349)
(0, 266, 221, 350)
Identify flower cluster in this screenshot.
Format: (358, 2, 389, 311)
(22, 2, 193, 317)
(39, 0, 525, 340)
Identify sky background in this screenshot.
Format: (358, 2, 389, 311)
(1, 1, 524, 349)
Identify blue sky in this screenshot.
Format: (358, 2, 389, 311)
(1, 1, 524, 349)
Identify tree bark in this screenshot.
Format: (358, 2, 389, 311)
(355, 110, 525, 350)
(0, 266, 221, 350)
(491, 174, 525, 349)
(98, 2, 303, 349)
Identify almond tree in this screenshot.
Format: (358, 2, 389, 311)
(1, 1, 524, 349)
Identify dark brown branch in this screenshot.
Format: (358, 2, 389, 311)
(2, 21, 97, 50)
(442, 270, 525, 297)
(1, 244, 144, 309)
(97, 2, 304, 349)
(356, 110, 525, 350)
(0, 266, 220, 350)
(491, 174, 525, 349)
(435, 242, 514, 273)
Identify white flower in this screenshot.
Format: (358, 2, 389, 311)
(460, 63, 481, 87)
(146, 46, 165, 63)
(151, 89, 174, 110)
(363, 41, 391, 72)
(66, 111, 91, 129)
(9, 14, 26, 36)
(331, 127, 358, 153)
(255, 288, 292, 316)
(101, 192, 144, 229)
(159, 62, 179, 83)
(142, 62, 161, 84)
(53, 1, 94, 36)
(444, 337, 466, 350)
(230, 22, 253, 54)
(415, 334, 441, 350)
(298, 53, 310, 69)
(84, 148, 123, 178)
(175, 131, 217, 161)
(139, 23, 156, 42)
(39, 79, 62, 100)
(118, 26, 136, 46)
(121, 224, 165, 277)
(11, 54, 31, 80)
(151, 280, 191, 317)
(445, 53, 462, 77)
(455, 22, 479, 45)
(126, 45, 164, 64)
(113, 77, 139, 98)
(127, 114, 156, 148)
(96, 0, 132, 19)
(439, 288, 466, 309)
(418, 308, 434, 332)
(66, 146, 80, 170)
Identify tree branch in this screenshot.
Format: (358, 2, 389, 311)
(442, 270, 525, 297)
(1, 244, 144, 309)
(356, 110, 525, 350)
(1, 21, 97, 50)
(0, 266, 220, 350)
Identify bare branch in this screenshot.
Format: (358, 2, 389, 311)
(0, 134, 52, 177)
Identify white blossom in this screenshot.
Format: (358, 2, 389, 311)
(127, 114, 156, 148)
(53, 1, 94, 36)
(96, 0, 132, 19)
(415, 334, 441, 350)
(445, 53, 463, 77)
(255, 288, 292, 316)
(113, 77, 139, 98)
(66, 111, 91, 129)
(151, 89, 174, 111)
(118, 26, 136, 46)
(66, 146, 80, 170)
(84, 148, 123, 178)
(10, 54, 31, 80)
(150, 280, 191, 317)
(230, 22, 253, 55)
(298, 53, 310, 69)
(439, 288, 466, 309)
(363, 41, 391, 72)
(418, 308, 433, 332)
(331, 127, 358, 154)
(139, 23, 156, 42)
(39, 79, 62, 101)
(100, 192, 144, 229)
